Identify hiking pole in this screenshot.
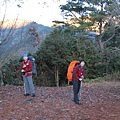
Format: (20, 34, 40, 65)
(79, 80, 83, 102)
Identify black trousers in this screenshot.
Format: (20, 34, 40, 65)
(72, 79, 81, 102)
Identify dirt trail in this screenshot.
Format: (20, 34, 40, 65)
(0, 81, 120, 120)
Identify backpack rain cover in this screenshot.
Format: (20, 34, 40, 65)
(67, 60, 80, 82)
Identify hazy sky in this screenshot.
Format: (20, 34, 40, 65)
(0, 0, 67, 26)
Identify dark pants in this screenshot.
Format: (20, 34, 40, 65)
(72, 79, 81, 103)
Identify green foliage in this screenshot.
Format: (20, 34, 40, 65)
(101, 48, 120, 74)
(60, 1, 93, 31)
(2, 59, 23, 86)
(1, 0, 120, 87)
(33, 59, 56, 87)
(35, 28, 102, 86)
(2, 30, 120, 86)
(103, 72, 120, 81)
(103, 26, 120, 48)
(85, 71, 120, 82)
(35, 28, 76, 86)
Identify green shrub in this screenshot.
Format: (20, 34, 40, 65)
(2, 59, 23, 86)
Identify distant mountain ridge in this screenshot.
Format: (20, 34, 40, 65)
(0, 19, 53, 60)
(1, 19, 31, 28)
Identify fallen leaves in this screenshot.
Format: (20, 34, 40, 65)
(0, 81, 120, 120)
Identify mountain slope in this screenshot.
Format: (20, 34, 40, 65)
(0, 21, 53, 60)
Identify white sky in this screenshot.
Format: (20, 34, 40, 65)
(0, 0, 67, 26)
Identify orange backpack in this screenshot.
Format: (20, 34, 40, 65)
(67, 60, 80, 82)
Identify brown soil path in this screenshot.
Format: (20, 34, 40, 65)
(0, 81, 120, 120)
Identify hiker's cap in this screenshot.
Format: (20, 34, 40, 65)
(23, 53, 28, 57)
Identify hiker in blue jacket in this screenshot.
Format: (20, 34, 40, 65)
(72, 60, 85, 105)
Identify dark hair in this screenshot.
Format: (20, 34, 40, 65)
(80, 60, 85, 63)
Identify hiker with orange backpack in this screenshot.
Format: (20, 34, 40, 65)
(72, 60, 85, 105)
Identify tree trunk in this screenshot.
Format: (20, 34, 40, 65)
(56, 69, 59, 87)
(55, 66, 59, 87)
(98, 2, 105, 51)
(98, 36, 104, 51)
(0, 70, 4, 87)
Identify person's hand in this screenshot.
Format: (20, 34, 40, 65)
(81, 76, 84, 79)
(23, 65, 26, 68)
(79, 78, 83, 81)
(21, 69, 24, 72)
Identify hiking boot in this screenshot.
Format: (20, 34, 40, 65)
(75, 100, 81, 105)
(24, 93, 30, 96)
(31, 93, 36, 97)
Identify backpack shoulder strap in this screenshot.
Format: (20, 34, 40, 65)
(27, 60, 31, 65)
